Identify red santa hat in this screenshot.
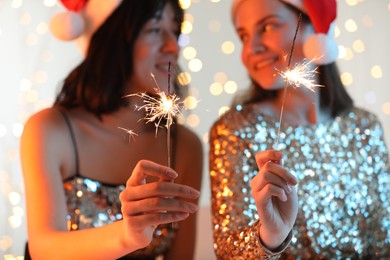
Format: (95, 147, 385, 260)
(50, 0, 122, 55)
(231, 0, 339, 65)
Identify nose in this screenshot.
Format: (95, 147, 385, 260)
(250, 33, 266, 55)
(162, 31, 179, 54)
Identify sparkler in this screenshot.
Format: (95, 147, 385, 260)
(124, 62, 185, 168)
(274, 13, 322, 150)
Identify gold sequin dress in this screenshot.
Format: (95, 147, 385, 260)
(209, 104, 390, 259)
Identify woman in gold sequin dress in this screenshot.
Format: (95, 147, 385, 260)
(21, 1, 203, 259)
(209, 0, 390, 259)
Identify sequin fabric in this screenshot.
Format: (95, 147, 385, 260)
(209, 104, 390, 259)
(64, 176, 178, 258)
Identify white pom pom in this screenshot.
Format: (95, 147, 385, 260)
(303, 34, 339, 65)
(50, 12, 85, 41)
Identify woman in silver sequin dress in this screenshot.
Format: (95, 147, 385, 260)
(20, 1, 203, 259)
(209, 0, 390, 259)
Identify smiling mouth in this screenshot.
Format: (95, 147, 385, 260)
(255, 58, 277, 70)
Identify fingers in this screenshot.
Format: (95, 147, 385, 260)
(121, 181, 200, 201)
(255, 151, 298, 185)
(125, 212, 190, 229)
(122, 196, 198, 216)
(127, 160, 178, 186)
(255, 150, 283, 168)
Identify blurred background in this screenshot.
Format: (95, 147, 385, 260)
(0, 0, 389, 259)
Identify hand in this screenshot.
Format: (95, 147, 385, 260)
(119, 160, 200, 249)
(251, 150, 298, 250)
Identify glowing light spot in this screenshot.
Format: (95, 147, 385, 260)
(209, 82, 223, 96)
(11, 0, 22, 8)
(352, 40, 365, 53)
(8, 215, 21, 228)
(178, 34, 190, 47)
(0, 125, 7, 137)
(346, 0, 358, 6)
(218, 106, 230, 116)
(210, 0, 221, 3)
(184, 96, 198, 110)
(177, 71, 191, 85)
(362, 15, 373, 27)
(20, 12, 31, 25)
(338, 45, 347, 59)
(26, 33, 38, 46)
(179, 0, 191, 9)
(181, 20, 193, 34)
(341, 47, 354, 60)
(340, 72, 353, 86)
(209, 20, 221, 32)
(184, 13, 194, 24)
(36, 22, 48, 35)
(44, 0, 57, 7)
(383, 102, 390, 115)
(188, 58, 202, 72)
(370, 65, 382, 79)
(186, 114, 200, 127)
(26, 89, 39, 103)
(224, 80, 238, 94)
(221, 41, 235, 55)
(203, 132, 209, 144)
(13, 123, 24, 137)
(364, 91, 376, 104)
(214, 72, 227, 83)
(334, 25, 340, 38)
(41, 50, 53, 62)
(20, 79, 32, 91)
(345, 19, 358, 32)
(33, 70, 48, 84)
(183, 46, 197, 60)
(8, 192, 21, 205)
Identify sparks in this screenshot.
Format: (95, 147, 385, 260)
(125, 88, 184, 136)
(117, 127, 138, 143)
(279, 59, 322, 92)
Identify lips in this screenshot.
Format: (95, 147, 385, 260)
(254, 57, 278, 70)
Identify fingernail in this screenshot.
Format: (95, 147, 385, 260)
(167, 170, 178, 178)
(286, 185, 293, 193)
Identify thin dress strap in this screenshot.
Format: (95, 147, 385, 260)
(57, 109, 80, 176)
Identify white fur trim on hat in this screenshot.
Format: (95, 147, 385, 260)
(50, 0, 123, 55)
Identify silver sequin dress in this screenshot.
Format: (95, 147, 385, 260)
(209, 104, 390, 259)
(64, 176, 178, 259)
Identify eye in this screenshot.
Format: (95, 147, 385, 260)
(147, 27, 161, 34)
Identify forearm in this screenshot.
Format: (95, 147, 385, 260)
(29, 220, 137, 260)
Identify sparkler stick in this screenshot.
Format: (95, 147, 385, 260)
(124, 62, 184, 168)
(274, 13, 322, 150)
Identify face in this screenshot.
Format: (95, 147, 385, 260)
(234, 0, 315, 90)
(129, 3, 180, 94)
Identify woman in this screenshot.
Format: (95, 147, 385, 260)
(209, 0, 390, 258)
(21, 0, 203, 259)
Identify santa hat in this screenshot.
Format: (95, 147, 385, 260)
(231, 0, 339, 65)
(50, 0, 123, 55)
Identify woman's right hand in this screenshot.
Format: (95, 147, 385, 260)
(251, 150, 298, 250)
(119, 160, 200, 249)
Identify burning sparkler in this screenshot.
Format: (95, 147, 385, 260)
(274, 13, 322, 150)
(124, 63, 185, 168)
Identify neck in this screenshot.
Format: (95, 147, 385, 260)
(276, 86, 325, 125)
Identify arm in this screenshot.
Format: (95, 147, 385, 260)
(164, 126, 204, 260)
(21, 109, 199, 260)
(209, 119, 297, 259)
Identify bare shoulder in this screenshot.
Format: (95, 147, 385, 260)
(22, 107, 68, 141)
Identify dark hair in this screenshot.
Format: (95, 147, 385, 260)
(54, 0, 184, 117)
(232, 4, 353, 118)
